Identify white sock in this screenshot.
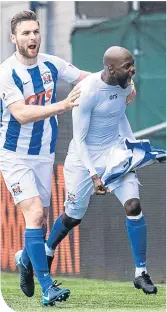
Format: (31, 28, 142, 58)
(45, 243, 54, 257)
(127, 212, 143, 220)
(135, 267, 147, 277)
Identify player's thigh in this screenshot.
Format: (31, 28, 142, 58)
(42, 207, 49, 228)
(0, 153, 39, 205)
(113, 173, 140, 206)
(63, 156, 94, 219)
(33, 156, 54, 207)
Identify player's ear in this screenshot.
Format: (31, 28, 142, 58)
(10, 33, 16, 44)
(108, 65, 115, 75)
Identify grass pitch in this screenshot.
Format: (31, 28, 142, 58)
(1, 272, 166, 312)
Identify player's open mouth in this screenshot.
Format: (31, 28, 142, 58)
(28, 45, 37, 49)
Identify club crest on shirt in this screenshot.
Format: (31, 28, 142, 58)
(67, 192, 76, 204)
(11, 182, 22, 196)
(42, 71, 52, 84)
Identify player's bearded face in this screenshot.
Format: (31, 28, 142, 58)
(16, 39, 41, 58)
(116, 65, 135, 88)
(117, 73, 132, 88)
(14, 21, 41, 59)
(113, 55, 136, 88)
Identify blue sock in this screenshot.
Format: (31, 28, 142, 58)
(22, 227, 47, 267)
(25, 228, 53, 293)
(47, 215, 69, 250)
(126, 216, 147, 268)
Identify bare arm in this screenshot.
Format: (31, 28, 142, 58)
(8, 86, 80, 125)
(126, 79, 136, 105)
(73, 70, 91, 84)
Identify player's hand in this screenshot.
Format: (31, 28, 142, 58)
(64, 85, 81, 110)
(92, 174, 107, 195)
(126, 80, 136, 105)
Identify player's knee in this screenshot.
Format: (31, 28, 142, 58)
(61, 212, 82, 230)
(124, 198, 141, 216)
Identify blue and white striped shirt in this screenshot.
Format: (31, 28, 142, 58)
(0, 53, 80, 155)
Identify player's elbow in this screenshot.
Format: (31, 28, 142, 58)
(19, 118, 28, 125)
(13, 111, 29, 125)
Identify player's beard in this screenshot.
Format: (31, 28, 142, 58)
(117, 76, 128, 88)
(17, 43, 40, 59)
(117, 72, 134, 89)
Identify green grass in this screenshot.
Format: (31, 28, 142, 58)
(1, 272, 166, 312)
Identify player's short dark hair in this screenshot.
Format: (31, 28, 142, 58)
(11, 10, 39, 34)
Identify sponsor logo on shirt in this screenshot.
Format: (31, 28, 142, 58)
(109, 94, 117, 100)
(23, 80, 30, 85)
(25, 88, 53, 105)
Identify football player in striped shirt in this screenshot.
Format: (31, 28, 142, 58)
(0, 10, 90, 306)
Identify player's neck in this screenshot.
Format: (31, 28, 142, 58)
(15, 51, 37, 66)
(101, 71, 118, 86)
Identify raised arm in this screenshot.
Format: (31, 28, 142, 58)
(73, 70, 91, 84)
(126, 79, 136, 105)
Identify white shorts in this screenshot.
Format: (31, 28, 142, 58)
(64, 150, 140, 219)
(0, 149, 54, 207)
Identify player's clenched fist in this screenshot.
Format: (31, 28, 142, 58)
(92, 174, 107, 195)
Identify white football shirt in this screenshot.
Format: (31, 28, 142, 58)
(0, 53, 80, 155)
(68, 71, 136, 176)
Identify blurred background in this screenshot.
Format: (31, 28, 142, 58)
(0, 1, 166, 284)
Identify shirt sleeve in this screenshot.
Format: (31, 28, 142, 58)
(46, 55, 81, 83)
(119, 108, 136, 141)
(0, 67, 24, 107)
(72, 86, 97, 177)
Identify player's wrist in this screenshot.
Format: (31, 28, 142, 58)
(57, 99, 69, 113)
(92, 174, 99, 181)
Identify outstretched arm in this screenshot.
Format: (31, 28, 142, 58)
(8, 86, 80, 124)
(0, 69, 80, 124)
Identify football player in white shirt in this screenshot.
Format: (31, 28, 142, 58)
(45, 46, 157, 296)
(0, 10, 90, 306)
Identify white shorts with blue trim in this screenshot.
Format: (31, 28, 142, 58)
(0, 149, 54, 207)
(64, 147, 140, 219)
